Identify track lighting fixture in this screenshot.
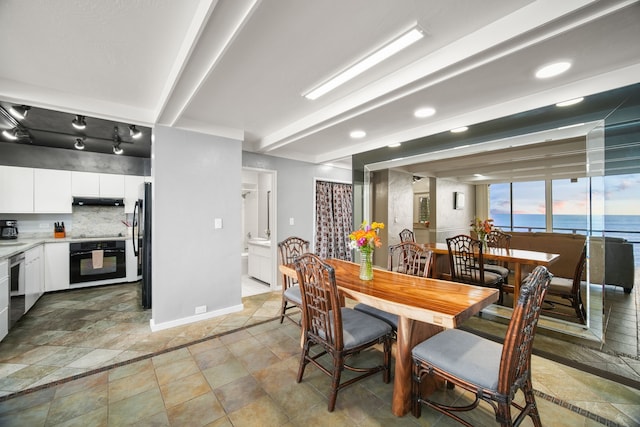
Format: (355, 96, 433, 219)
(129, 125, 142, 139)
(112, 126, 123, 154)
(9, 105, 30, 120)
(74, 138, 85, 150)
(2, 128, 18, 140)
(72, 115, 86, 130)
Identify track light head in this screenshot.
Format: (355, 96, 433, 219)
(2, 128, 18, 140)
(9, 105, 30, 120)
(113, 143, 123, 155)
(129, 125, 142, 139)
(72, 115, 86, 130)
(74, 138, 85, 150)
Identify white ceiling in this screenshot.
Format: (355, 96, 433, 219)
(1, 0, 639, 171)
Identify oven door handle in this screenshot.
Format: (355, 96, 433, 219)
(70, 249, 125, 257)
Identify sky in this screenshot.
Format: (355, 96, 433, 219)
(489, 173, 640, 216)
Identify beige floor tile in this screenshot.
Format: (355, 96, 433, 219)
(160, 371, 211, 408)
(108, 386, 165, 426)
(166, 391, 227, 426)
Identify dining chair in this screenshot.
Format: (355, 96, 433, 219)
(277, 236, 310, 325)
(542, 244, 587, 324)
(411, 265, 552, 426)
(353, 242, 434, 331)
(399, 228, 416, 243)
(446, 234, 504, 304)
(293, 253, 392, 412)
(484, 229, 512, 284)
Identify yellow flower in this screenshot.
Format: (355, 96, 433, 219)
(349, 220, 384, 251)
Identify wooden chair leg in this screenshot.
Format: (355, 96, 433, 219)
(523, 379, 542, 427)
(328, 355, 344, 412)
(297, 341, 310, 383)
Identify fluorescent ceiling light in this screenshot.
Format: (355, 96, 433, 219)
(304, 26, 424, 100)
(414, 107, 436, 118)
(556, 97, 584, 107)
(535, 61, 571, 79)
(350, 130, 366, 139)
(557, 123, 584, 130)
(451, 126, 468, 133)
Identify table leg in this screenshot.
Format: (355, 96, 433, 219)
(392, 316, 444, 416)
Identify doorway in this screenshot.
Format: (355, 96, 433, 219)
(241, 167, 277, 296)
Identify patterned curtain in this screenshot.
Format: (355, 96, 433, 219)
(315, 181, 353, 261)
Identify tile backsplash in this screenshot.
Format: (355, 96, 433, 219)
(71, 206, 129, 237)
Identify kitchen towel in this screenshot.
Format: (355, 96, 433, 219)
(92, 250, 104, 269)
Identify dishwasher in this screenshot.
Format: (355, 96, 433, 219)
(9, 252, 25, 329)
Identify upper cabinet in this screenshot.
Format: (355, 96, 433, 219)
(0, 166, 34, 213)
(71, 172, 124, 198)
(124, 175, 145, 213)
(34, 169, 72, 213)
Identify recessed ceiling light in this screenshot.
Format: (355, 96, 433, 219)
(556, 97, 584, 107)
(414, 107, 436, 118)
(474, 173, 483, 177)
(350, 130, 366, 139)
(304, 26, 424, 100)
(451, 126, 468, 133)
(387, 142, 401, 148)
(535, 61, 571, 79)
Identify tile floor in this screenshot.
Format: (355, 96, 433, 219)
(0, 279, 638, 426)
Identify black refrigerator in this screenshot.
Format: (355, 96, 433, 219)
(132, 182, 152, 309)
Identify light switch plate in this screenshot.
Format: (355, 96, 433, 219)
(214, 218, 222, 229)
(289, 217, 294, 225)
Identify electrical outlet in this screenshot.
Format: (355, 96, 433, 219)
(289, 217, 294, 225)
(195, 305, 207, 314)
(214, 218, 222, 229)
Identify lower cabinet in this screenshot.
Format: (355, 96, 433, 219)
(25, 245, 44, 312)
(44, 242, 70, 292)
(248, 242, 272, 285)
(0, 260, 8, 341)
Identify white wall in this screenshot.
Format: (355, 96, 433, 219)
(434, 178, 476, 242)
(152, 126, 242, 328)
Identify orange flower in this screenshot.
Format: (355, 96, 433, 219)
(349, 221, 384, 251)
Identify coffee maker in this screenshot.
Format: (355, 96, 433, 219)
(0, 220, 18, 239)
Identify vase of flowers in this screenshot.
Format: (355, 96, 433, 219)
(349, 221, 384, 280)
(470, 217, 494, 250)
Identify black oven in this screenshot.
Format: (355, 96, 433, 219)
(69, 240, 126, 284)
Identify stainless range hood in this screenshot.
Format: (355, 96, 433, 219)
(72, 197, 124, 206)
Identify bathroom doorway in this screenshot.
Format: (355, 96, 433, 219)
(241, 167, 277, 296)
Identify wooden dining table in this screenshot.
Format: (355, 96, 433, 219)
(279, 258, 499, 417)
(421, 242, 559, 307)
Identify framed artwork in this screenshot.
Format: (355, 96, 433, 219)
(454, 192, 465, 210)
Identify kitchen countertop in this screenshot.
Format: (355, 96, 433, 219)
(0, 235, 130, 260)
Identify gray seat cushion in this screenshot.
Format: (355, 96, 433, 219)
(412, 328, 502, 391)
(322, 308, 392, 350)
(353, 303, 399, 330)
(284, 285, 302, 305)
(459, 270, 503, 287)
(548, 277, 573, 296)
(483, 264, 509, 279)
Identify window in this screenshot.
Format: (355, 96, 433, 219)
(512, 181, 545, 231)
(489, 183, 511, 229)
(552, 178, 589, 234)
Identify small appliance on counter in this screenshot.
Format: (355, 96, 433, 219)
(0, 220, 18, 239)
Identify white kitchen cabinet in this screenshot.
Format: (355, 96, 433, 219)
(124, 175, 145, 213)
(24, 245, 44, 312)
(34, 169, 72, 213)
(99, 174, 125, 197)
(44, 242, 70, 292)
(0, 166, 34, 213)
(248, 240, 272, 285)
(0, 259, 8, 341)
(71, 172, 124, 198)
